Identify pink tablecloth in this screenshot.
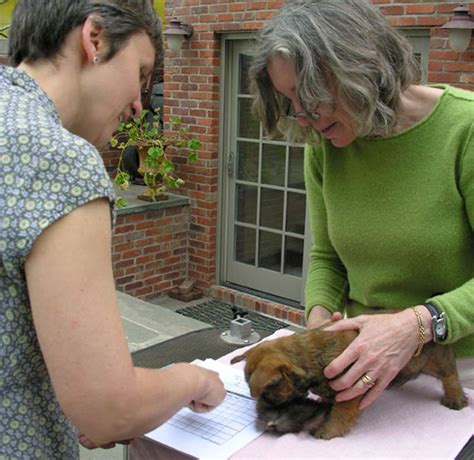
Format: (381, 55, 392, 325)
(131, 330, 474, 459)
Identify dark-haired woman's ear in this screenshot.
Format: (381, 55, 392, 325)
(81, 15, 105, 65)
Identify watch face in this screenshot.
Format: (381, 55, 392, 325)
(435, 320, 446, 337)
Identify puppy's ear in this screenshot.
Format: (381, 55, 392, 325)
(260, 364, 309, 403)
(281, 365, 310, 392)
(230, 352, 248, 364)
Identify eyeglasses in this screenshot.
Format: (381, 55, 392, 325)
(284, 104, 320, 123)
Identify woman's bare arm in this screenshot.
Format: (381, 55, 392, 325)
(25, 198, 226, 445)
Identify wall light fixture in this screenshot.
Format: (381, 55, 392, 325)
(442, 3, 474, 53)
(163, 18, 193, 52)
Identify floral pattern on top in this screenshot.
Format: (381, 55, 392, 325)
(0, 65, 115, 459)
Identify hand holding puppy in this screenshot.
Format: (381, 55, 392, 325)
(322, 308, 428, 410)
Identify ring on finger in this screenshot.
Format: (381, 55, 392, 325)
(360, 373, 375, 388)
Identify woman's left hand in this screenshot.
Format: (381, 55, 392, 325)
(322, 308, 421, 410)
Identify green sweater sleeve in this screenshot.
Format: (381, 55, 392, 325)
(428, 121, 474, 352)
(304, 143, 348, 318)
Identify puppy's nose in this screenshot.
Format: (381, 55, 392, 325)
(250, 388, 260, 398)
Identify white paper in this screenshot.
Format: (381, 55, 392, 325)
(144, 359, 263, 459)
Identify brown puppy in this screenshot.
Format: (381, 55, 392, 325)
(231, 328, 468, 439)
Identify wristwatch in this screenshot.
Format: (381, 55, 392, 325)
(423, 302, 447, 342)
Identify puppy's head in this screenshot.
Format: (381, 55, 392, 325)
(244, 348, 309, 403)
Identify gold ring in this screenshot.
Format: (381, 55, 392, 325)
(360, 373, 375, 388)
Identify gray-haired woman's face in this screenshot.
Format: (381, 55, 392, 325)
(267, 56, 357, 148)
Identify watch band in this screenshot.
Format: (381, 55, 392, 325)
(423, 302, 447, 342)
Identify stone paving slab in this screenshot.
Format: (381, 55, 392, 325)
(117, 291, 211, 352)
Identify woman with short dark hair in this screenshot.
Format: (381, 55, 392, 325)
(0, 1, 225, 457)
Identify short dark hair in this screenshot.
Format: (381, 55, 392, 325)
(8, 0, 162, 66)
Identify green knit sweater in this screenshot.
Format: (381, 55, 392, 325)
(304, 85, 474, 357)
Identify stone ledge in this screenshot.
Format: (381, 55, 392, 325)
(115, 184, 190, 216)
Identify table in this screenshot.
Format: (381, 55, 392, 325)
(128, 329, 474, 459)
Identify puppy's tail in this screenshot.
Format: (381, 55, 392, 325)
(230, 352, 248, 364)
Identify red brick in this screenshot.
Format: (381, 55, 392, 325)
(417, 16, 448, 27)
(444, 61, 474, 72)
(116, 275, 134, 285)
(406, 4, 435, 14)
(114, 224, 135, 234)
(124, 281, 144, 291)
(429, 72, 459, 83)
(122, 249, 142, 259)
(428, 61, 443, 72)
(380, 6, 404, 15)
(229, 3, 245, 12)
(429, 49, 459, 60)
(134, 286, 154, 297)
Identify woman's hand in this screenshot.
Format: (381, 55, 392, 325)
(187, 366, 226, 413)
(322, 308, 426, 410)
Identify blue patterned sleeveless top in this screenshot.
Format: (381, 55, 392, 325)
(0, 66, 115, 459)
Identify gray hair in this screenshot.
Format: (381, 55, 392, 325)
(9, 0, 162, 67)
(249, 0, 421, 143)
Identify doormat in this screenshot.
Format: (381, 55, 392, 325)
(175, 299, 289, 335)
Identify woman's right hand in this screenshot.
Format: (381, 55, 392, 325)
(188, 366, 226, 413)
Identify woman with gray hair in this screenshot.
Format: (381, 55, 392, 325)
(249, 0, 474, 410)
(0, 1, 225, 458)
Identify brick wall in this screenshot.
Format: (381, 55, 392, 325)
(101, 148, 122, 179)
(375, 1, 474, 90)
(164, 0, 473, 293)
(112, 205, 190, 299)
(164, 0, 287, 290)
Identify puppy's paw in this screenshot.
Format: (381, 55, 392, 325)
(441, 392, 468, 410)
(311, 423, 348, 440)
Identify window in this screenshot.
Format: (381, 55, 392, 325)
(400, 28, 430, 83)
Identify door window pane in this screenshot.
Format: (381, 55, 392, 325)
(239, 54, 252, 95)
(235, 225, 256, 265)
(259, 231, 282, 272)
(236, 184, 258, 225)
(262, 143, 286, 186)
(286, 192, 306, 235)
(288, 147, 305, 190)
(263, 126, 285, 142)
(237, 141, 259, 182)
(284, 237, 303, 277)
(238, 98, 259, 139)
(260, 188, 284, 230)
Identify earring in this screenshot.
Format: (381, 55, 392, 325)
(92, 56, 99, 65)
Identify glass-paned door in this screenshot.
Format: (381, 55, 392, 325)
(222, 40, 310, 303)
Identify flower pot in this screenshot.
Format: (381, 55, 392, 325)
(136, 190, 169, 202)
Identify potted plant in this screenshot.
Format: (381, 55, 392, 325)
(110, 108, 200, 207)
